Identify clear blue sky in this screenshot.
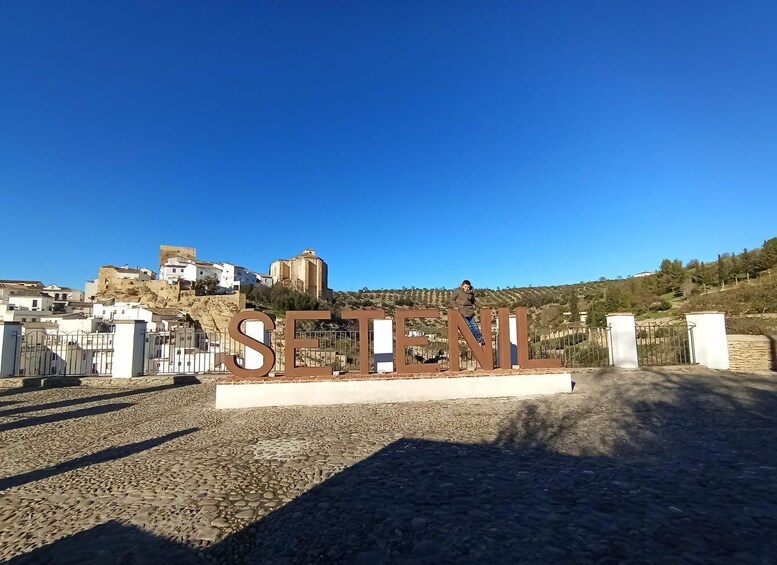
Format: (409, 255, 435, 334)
(2, 1, 775, 291)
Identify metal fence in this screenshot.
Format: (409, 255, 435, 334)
(143, 322, 615, 375)
(19, 330, 114, 377)
(635, 321, 695, 366)
(529, 326, 611, 367)
(144, 329, 244, 375)
(273, 330, 369, 373)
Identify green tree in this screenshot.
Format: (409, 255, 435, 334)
(658, 259, 685, 294)
(717, 254, 730, 284)
(269, 285, 319, 314)
(193, 275, 220, 296)
(586, 299, 607, 328)
(761, 237, 777, 269)
(565, 288, 580, 322)
(603, 285, 623, 313)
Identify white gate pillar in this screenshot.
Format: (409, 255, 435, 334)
(373, 319, 394, 373)
(606, 313, 638, 369)
(685, 312, 729, 370)
(112, 321, 147, 378)
(0, 322, 22, 377)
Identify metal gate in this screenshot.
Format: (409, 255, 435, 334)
(529, 325, 611, 367)
(144, 329, 244, 375)
(19, 330, 114, 376)
(636, 321, 695, 366)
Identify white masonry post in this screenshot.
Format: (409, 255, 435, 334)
(112, 320, 147, 378)
(244, 319, 271, 370)
(0, 322, 23, 377)
(373, 318, 394, 373)
(496, 315, 519, 368)
(606, 313, 639, 369)
(685, 312, 730, 370)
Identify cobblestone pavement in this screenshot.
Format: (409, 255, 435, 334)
(1, 368, 777, 564)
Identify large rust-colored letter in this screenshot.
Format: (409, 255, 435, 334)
(496, 308, 513, 369)
(225, 310, 276, 378)
(341, 309, 385, 374)
(447, 308, 494, 371)
(395, 309, 441, 373)
(514, 307, 562, 369)
(285, 310, 334, 377)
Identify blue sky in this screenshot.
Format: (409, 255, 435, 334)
(1, 1, 775, 291)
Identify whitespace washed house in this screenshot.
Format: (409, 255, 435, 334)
(159, 256, 270, 293)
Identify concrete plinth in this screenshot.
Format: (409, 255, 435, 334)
(112, 321, 147, 378)
(0, 322, 22, 377)
(215, 370, 573, 409)
(686, 312, 729, 370)
(607, 313, 638, 369)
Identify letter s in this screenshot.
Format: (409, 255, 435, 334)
(225, 310, 276, 378)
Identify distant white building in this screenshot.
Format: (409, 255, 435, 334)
(158, 257, 195, 284)
(159, 256, 269, 293)
(631, 271, 655, 278)
(217, 262, 270, 292)
(41, 284, 85, 311)
(1, 282, 90, 323)
(93, 301, 186, 332)
(159, 257, 220, 285)
(84, 280, 99, 302)
(1, 287, 53, 313)
(193, 261, 223, 282)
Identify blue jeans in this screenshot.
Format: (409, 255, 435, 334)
(464, 316, 485, 345)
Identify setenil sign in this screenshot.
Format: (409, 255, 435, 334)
(225, 307, 561, 378)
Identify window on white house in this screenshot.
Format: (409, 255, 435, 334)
(32, 300, 38, 307)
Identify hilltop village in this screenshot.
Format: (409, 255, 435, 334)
(0, 245, 330, 333)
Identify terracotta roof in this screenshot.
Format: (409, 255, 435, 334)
(148, 308, 184, 318)
(0, 279, 43, 285)
(7, 288, 47, 298)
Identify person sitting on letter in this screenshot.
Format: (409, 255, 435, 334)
(450, 279, 485, 345)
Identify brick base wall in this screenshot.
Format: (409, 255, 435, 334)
(727, 334, 777, 372)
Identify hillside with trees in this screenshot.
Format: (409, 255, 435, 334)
(238, 236, 776, 335)
(330, 236, 777, 333)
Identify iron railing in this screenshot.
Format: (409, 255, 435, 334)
(19, 330, 114, 377)
(144, 321, 616, 375)
(529, 325, 611, 367)
(144, 329, 244, 375)
(635, 321, 695, 366)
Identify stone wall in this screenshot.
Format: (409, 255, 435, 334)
(727, 334, 777, 372)
(97, 278, 245, 332)
(159, 244, 196, 268)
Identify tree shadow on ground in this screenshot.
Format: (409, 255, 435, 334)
(0, 428, 198, 492)
(0, 383, 186, 418)
(0, 402, 134, 433)
(7, 520, 201, 565)
(8, 369, 777, 564)
(0, 385, 41, 398)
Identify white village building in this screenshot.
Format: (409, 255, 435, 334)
(92, 301, 186, 332)
(158, 256, 270, 293)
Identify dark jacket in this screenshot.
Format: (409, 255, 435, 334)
(450, 287, 476, 317)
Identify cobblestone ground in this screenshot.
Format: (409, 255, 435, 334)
(1, 368, 777, 564)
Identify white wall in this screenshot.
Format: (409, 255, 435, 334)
(7, 294, 53, 312)
(85, 280, 98, 301)
(94, 302, 153, 323)
(160, 257, 194, 283)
